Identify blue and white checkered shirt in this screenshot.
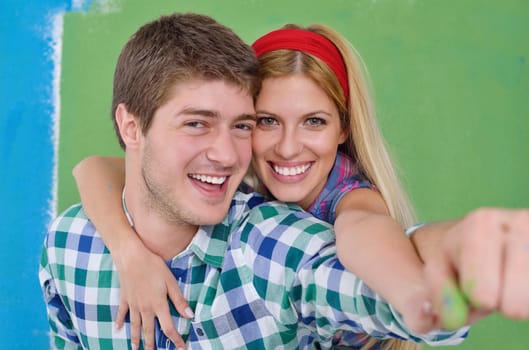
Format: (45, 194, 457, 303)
(40, 191, 468, 349)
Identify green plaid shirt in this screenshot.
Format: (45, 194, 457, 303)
(40, 191, 467, 349)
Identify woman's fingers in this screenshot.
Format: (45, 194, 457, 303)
(157, 300, 186, 349)
(141, 311, 156, 350)
(167, 277, 194, 319)
(129, 309, 141, 350)
(115, 298, 129, 330)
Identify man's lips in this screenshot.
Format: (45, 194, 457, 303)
(189, 173, 227, 185)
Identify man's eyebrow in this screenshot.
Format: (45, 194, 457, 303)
(179, 108, 256, 122)
(178, 108, 219, 118)
(235, 113, 257, 122)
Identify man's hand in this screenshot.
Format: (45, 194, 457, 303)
(423, 208, 529, 329)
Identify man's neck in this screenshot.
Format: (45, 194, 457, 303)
(123, 189, 198, 261)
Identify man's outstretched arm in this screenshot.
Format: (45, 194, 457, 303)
(410, 208, 529, 329)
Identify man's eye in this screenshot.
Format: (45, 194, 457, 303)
(185, 121, 206, 128)
(235, 123, 254, 131)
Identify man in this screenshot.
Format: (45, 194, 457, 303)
(40, 12, 529, 350)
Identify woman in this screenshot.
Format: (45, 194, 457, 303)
(251, 24, 430, 349)
(73, 24, 456, 349)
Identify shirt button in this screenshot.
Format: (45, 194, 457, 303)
(196, 328, 204, 336)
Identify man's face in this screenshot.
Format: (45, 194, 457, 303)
(139, 79, 255, 227)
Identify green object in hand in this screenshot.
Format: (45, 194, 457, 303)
(441, 281, 469, 330)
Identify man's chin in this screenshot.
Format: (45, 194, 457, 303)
(186, 186, 239, 225)
(193, 202, 231, 226)
(194, 216, 227, 227)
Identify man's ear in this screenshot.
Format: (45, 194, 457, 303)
(115, 103, 141, 148)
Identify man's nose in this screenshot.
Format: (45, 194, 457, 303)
(205, 129, 239, 166)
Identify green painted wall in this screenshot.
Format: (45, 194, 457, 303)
(58, 0, 529, 348)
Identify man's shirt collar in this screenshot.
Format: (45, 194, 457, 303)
(122, 187, 230, 268)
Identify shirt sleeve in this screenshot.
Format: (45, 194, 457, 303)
(309, 174, 372, 224)
(240, 201, 468, 347)
(39, 238, 83, 350)
(294, 241, 469, 346)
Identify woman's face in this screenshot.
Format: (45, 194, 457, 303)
(253, 74, 347, 209)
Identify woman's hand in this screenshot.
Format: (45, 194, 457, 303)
(114, 237, 194, 350)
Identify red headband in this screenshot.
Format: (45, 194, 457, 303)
(252, 28, 349, 101)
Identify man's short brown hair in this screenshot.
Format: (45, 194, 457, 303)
(111, 13, 260, 149)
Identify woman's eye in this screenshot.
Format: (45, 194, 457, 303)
(256, 116, 278, 126)
(306, 117, 326, 126)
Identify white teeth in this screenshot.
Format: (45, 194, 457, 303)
(273, 164, 311, 176)
(190, 174, 226, 185)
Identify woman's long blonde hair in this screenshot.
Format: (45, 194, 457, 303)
(253, 24, 420, 350)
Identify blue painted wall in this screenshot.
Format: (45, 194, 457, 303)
(0, 0, 91, 347)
